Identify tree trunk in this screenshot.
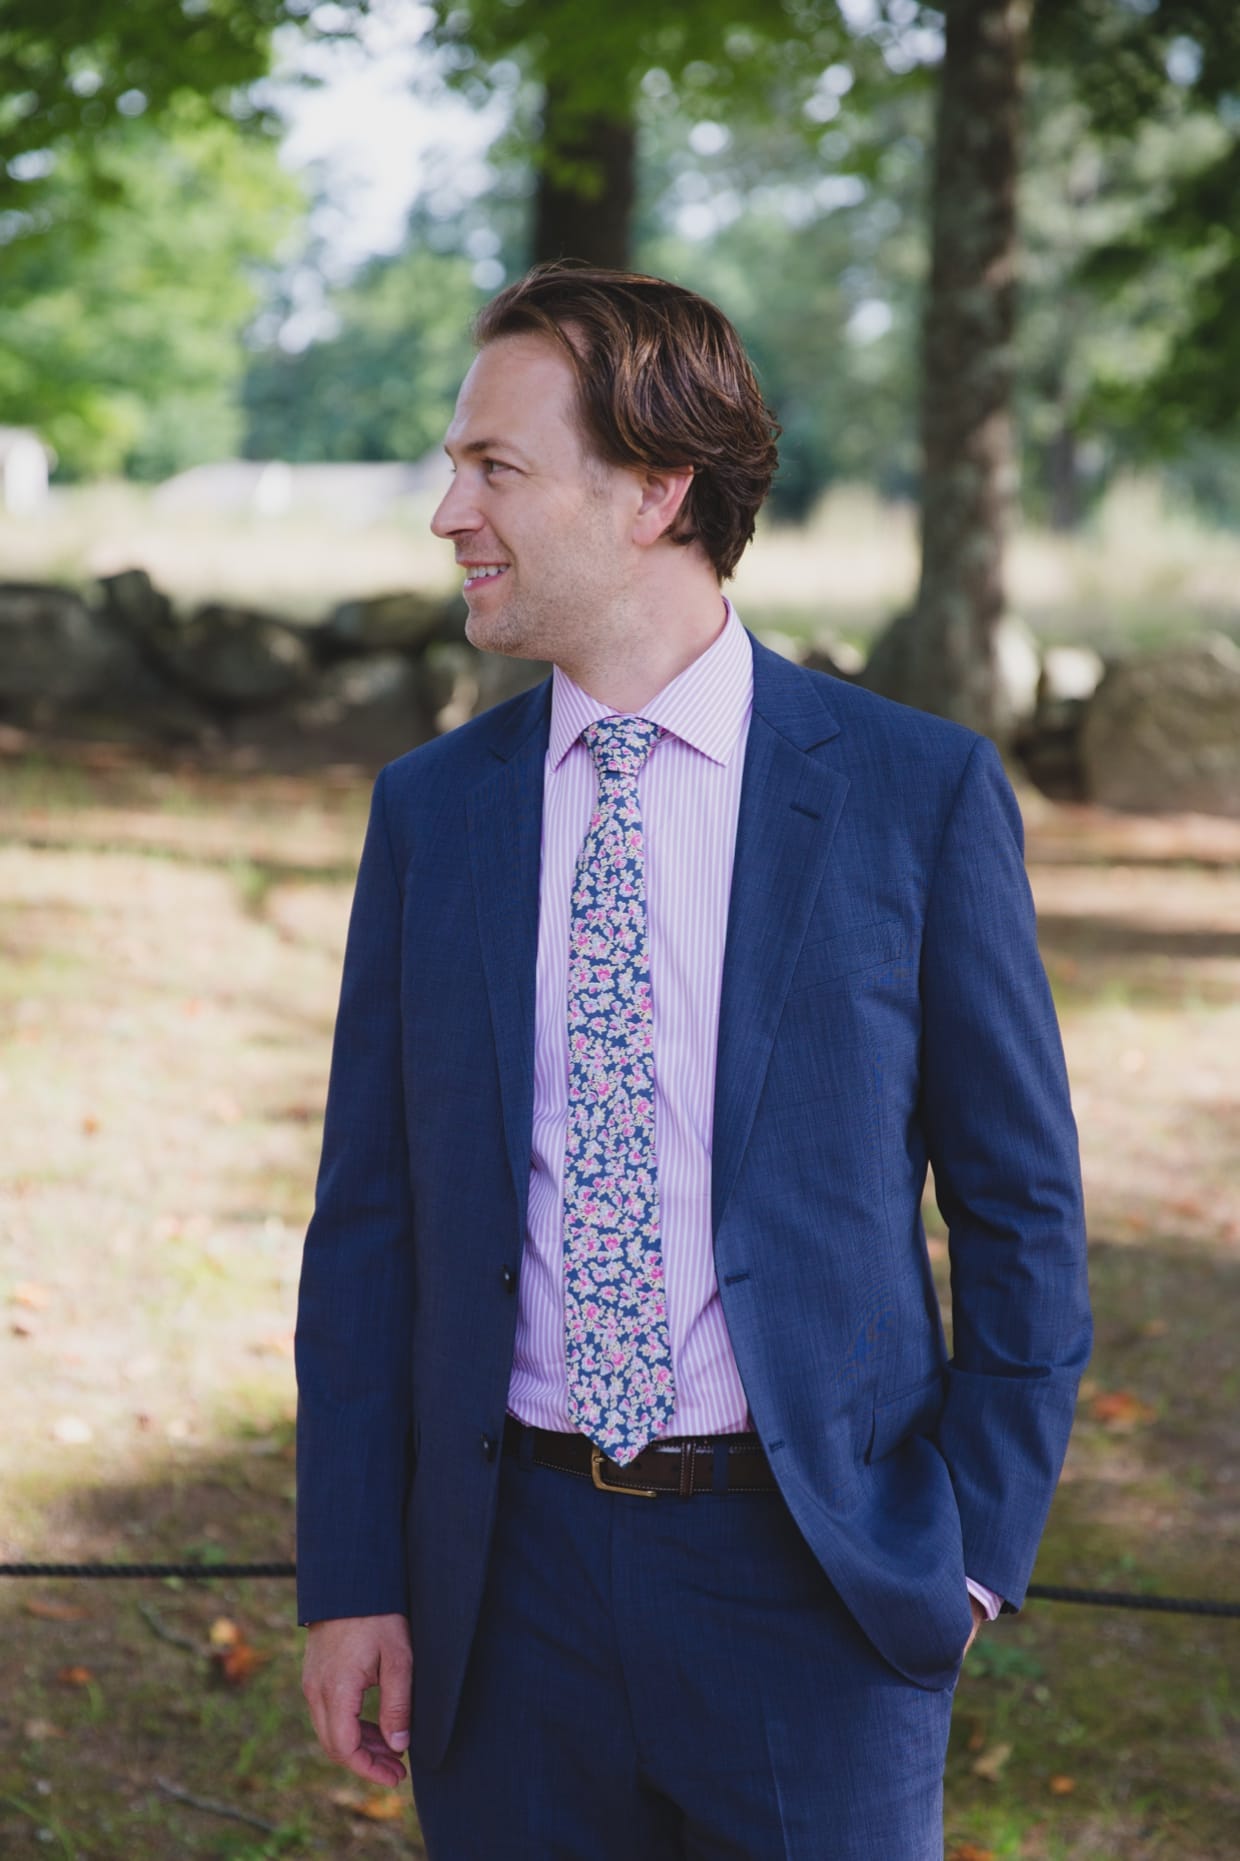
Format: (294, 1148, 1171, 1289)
(872, 0, 1030, 736)
(533, 81, 635, 270)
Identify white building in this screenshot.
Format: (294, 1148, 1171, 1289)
(0, 427, 52, 514)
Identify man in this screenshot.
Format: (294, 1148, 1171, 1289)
(296, 264, 1091, 1858)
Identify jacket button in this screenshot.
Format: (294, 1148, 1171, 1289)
(501, 1264, 517, 1293)
(480, 1432, 497, 1462)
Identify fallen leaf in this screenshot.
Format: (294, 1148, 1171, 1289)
(211, 1639, 266, 1686)
(81, 1114, 100, 1135)
(356, 1792, 407, 1822)
(25, 1600, 89, 1624)
(947, 1845, 995, 1861)
(1140, 1318, 1168, 1339)
(1048, 1774, 1076, 1795)
(1090, 1389, 1156, 1429)
(209, 1618, 241, 1648)
(330, 1786, 408, 1821)
(56, 1666, 93, 1687)
(971, 1740, 1012, 1782)
(23, 1719, 62, 1742)
(966, 1722, 987, 1753)
(13, 1282, 50, 1309)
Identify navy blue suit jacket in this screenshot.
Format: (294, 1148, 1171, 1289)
(295, 633, 1091, 1769)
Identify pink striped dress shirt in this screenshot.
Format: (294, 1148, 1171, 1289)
(501, 598, 1001, 1620)
(507, 598, 753, 1437)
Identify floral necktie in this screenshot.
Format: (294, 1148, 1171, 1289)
(562, 715, 676, 1467)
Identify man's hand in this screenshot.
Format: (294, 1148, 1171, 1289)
(962, 1593, 987, 1659)
(302, 1613, 413, 1787)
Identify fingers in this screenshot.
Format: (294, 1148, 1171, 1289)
(302, 1614, 413, 1786)
(378, 1635, 414, 1756)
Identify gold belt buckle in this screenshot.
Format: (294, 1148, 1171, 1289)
(591, 1445, 658, 1499)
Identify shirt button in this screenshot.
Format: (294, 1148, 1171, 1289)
(480, 1433, 498, 1462)
(501, 1264, 517, 1293)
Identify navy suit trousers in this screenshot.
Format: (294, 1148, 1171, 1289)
(410, 1437, 960, 1859)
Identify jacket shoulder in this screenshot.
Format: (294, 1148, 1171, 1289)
(379, 674, 551, 799)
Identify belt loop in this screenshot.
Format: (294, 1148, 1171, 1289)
(712, 1440, 729, 1494)
(678, 1441, 694, 1498)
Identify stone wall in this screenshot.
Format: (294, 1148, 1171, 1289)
(2, 572, 1239, 815)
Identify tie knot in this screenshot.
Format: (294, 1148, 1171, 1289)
(583, 715, 664, 781)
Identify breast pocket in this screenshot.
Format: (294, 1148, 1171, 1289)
(787, 918, 907, 994)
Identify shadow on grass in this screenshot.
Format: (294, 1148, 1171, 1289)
(3, 1230, 1238, 1859)
(0, 1419, 422, 1861)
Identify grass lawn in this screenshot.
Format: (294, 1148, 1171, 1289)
(1, 747, 1237, 1859)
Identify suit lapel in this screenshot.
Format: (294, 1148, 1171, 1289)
(711, 638, 851, 1237)
(466, 678, 552, 1224)
(462, 639, 851, 1247)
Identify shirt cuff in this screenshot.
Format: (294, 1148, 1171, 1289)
(966, 1577, 1004, 1622)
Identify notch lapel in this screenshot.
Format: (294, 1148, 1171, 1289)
(711, 641, 851, 1236)
(466, 681, 552, 1224)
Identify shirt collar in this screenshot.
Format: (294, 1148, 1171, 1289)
(547, 597, 753, 772)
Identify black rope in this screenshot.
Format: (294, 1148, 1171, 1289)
(0, 1562, 296, 1580)
(1025, 1582, 1240, 1618)
(0, 1562, 1237, 1616)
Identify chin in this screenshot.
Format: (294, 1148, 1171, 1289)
(465, 606, 544, 662)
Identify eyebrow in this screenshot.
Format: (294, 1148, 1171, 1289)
(443, 436, 531, 465)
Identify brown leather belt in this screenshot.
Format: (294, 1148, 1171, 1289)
(503, 1415, 778, 1497)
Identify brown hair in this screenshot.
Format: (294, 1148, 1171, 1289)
(473, 262, 780, 582)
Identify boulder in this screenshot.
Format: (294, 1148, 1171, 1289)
(97, 567, 174, 642)
(151, 603, 313, 708)
(294, 653, 422, 732)
(422, 642, 549, 733)
(0, 582, 110, 706)
(1080, 633, 1240, 817)
(860, 610, 1041, 733)
(319, 590, 461, 657)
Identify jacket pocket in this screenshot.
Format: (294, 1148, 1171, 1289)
(866, 1368, 945, 1463)
(788, 918, 906, 994)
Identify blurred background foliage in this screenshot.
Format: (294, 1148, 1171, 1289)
(0, 0, 1237, 506)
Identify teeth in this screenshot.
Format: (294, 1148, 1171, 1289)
(465, 565, 507, 579)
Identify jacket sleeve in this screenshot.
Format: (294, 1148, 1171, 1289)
(294, 764, 415, 1624)
(919, 736, 1092, 1607)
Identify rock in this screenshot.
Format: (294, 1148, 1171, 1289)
(321, 591, 461, 656)
(97, 567, 174, 642)
(294, 654, 421, 731)
(0, 582, 107, 706)
(0, 579, 219, 744)
(860, 609, 1041, 733)
(422, 643, 549, 733)
(151, 603, 313, 708)
(1080, 633, 1240, 817)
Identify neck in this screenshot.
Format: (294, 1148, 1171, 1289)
(556, 566, 728, 713)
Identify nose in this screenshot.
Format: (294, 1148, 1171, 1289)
(430, 471, 480, 540)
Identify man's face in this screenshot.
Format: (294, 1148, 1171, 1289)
(431, 332, 637, 664)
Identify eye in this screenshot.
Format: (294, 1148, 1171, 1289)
(482, 458, 513, 476)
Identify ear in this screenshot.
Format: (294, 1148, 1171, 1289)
(631, 465, 695, 549)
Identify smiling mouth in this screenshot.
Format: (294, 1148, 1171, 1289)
(462, 565, 510, 590)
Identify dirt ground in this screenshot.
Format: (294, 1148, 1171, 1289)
(1, 742, 1237, 1859)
